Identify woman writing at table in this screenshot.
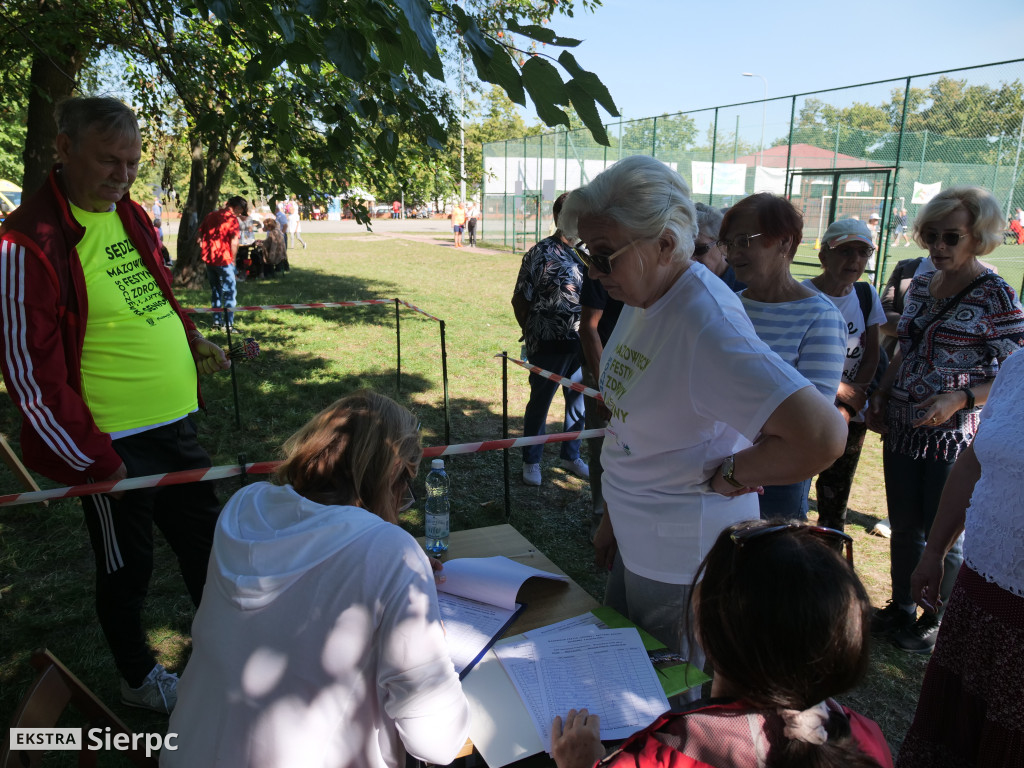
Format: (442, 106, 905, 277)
(550, 521, 892, 768)
(559, 155, 846, 690)
(164, 391, 469, 768)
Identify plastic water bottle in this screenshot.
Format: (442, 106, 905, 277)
(424, 459, 450, 555)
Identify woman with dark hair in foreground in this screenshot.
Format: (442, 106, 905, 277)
(551, 521, 893, 768)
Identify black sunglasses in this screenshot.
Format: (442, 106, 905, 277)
(693, 241, 714, 258)
(922, 230, 968, 247)
(575, 238, 650, 274)
(730, 523, 854, 566)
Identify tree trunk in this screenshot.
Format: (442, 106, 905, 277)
(174, 132, 234, 289)
(175, 134, 207, 288)
(22, 43, 84, 196)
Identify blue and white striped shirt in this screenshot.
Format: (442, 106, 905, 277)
(738, 292, 847, 398)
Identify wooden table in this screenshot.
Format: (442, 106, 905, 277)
(431, 524, 600, 760)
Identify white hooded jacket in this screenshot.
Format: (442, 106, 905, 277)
(163, 482, 469, 768)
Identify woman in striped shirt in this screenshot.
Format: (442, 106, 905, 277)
(719, 194, 847, 520)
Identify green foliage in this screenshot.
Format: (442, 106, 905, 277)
(0, 59, 29, 183)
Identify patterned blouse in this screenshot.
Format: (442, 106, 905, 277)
(513, 234, 583, 356)
(886, 271, 1024, 461)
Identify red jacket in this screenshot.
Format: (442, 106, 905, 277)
(0, 167, 202, 484)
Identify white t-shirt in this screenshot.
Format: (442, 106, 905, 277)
(803, 280, 886, 422)
(964, 348, 1024, 596)
(599, 263, 812, 584)
(164, 483, 469, 768)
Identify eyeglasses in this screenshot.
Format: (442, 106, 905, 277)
(575, 238, 649, 274)
(693, 241, 714, 258)
(922, 230, 968, 247)
(398, 478, 417, 513)
(715, 233, 763, 253)
(730, 522, 854, 566)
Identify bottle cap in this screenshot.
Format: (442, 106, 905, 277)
(431, 459, 445, 470)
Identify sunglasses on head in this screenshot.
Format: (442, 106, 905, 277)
(730, 522, 854, 566)
(922, 230, 968, 247)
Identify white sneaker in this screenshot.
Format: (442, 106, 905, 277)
(870, 518, 892, 538)
(559, 457, 590, 480)
(121, 663, 178, 714)
(522, 463, 542, 486)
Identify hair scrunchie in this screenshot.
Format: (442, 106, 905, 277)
(778, 701, 830, 745)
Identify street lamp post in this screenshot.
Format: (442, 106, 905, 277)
(742, 72, 768, 167)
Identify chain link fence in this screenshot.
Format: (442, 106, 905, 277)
(482, 59, 1024, 289)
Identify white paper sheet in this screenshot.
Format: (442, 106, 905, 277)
(437, 593, 518, 675)
(439, 556, 568, 610)
(494, 627, 669, 753)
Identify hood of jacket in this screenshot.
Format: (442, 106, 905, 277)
(212, 481, 383, 610)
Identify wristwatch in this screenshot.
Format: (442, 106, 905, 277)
(721, 454, 744, 489)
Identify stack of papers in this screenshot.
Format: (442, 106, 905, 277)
(494, 622, 670, 753)
(436, 556, 568, 676)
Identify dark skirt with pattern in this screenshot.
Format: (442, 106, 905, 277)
(897, 565, 1024, 768)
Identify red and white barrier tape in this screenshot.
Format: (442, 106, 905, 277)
(0, 429, 605, 508)
(398, 299, 442, 323)
(183, 299, 441, 323)
(499, 354, 603, 401)
(184, 300, 393, 313)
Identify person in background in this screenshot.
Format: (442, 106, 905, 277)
(891, 207, 911, 247)
(551, 522, 892, 768)
(198, 195, 244, 331)
(391, 199, 401, 219)
(867, 186, 1024, 654)
(561, 156, 845, 698)
(260, 217, 287, 277)
(451, 200, 466, 248)
(720, 193, 847, 520)
(578, 269, 623, 541)
(693, 202, 745, 291)
(0, 96, 229, 713)
(803, 219, 886, 531)
(285, 195, 306, 249)
(275, 202, 289, 250)
(235, 204, 257, 281)
(152, 217, 172, 270)
(151, 196, 162, 221)
(512, 192, 588, 487)
(466, 200, 480, 247)
(897, 349, 1024, 768)
(164, 391, 470, 768)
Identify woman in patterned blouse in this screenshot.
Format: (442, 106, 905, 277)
(866, 186, 1024, 655)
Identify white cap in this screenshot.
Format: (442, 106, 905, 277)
(431, 459, 445, 469)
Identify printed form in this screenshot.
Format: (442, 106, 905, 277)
(494, 626, 669, 752)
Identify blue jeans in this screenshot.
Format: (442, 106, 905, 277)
(207, 263, 236, 326)
(883, 446, 963, 615)
(521, 349, 584, 465)
(758, 478, 811, 521)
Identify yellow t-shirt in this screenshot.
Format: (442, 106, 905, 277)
(72, 204, 198, 433)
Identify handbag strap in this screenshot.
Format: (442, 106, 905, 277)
(905, 271, 995, 357)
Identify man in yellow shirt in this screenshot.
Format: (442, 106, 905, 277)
(451, 201, 467, 248)
(0, 97, 230, 714)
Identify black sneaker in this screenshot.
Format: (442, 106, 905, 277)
(871, 601, 915, 636)
(892, 613, 940, 654)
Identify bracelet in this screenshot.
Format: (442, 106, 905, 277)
(962, 388, 975, 411)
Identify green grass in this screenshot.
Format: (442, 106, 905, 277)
(0, 231, 973, 760)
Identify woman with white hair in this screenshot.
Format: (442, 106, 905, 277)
(559, 155, 846, 686)
(867, 186, 1024, 655)
(692, 202, 745, 291)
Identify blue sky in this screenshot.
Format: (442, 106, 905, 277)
(527, 0, 1024, 123)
